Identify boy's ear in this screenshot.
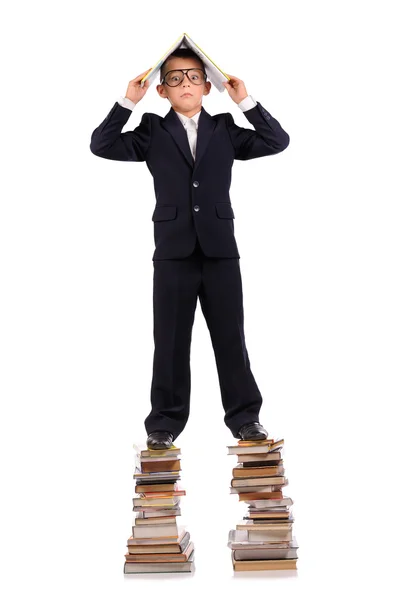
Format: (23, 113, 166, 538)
(156, 83, 166, 97)
(203, 81, 212, 96)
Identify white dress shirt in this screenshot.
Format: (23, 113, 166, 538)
(116, 94, 257, 159)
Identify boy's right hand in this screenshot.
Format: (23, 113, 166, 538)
(125, 68, 152, 104)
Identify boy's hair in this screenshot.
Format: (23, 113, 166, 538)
(160, 48, 206, 82)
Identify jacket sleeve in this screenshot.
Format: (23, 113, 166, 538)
(90, 102, 151, 162)
(226, 101, 290, 160)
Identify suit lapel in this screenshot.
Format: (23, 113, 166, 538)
(161, 106, 217, 171)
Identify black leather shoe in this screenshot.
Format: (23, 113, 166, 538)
(238, 421, 268, 440)
(146, 431, 174, 449)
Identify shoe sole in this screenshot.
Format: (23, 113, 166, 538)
(241, 433, 268, 440)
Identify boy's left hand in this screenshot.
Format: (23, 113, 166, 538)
(222, 74, 249, 104)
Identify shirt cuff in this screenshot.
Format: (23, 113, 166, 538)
(117, 96, 136, 111)
(238, 94, 257, 111)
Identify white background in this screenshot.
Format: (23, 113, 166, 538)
(1, 0, 398, 597)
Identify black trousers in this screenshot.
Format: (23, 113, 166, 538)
(144, 237, 263, 439)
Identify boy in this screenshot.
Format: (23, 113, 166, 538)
(90, 48, 290, 449)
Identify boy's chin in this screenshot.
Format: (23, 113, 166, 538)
(176, 97, 201, 107)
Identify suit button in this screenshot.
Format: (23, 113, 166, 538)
(193, 181, 199, 187)
(193, 205, 200, 212)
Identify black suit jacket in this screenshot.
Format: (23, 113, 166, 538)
(90, 101, 289, 259)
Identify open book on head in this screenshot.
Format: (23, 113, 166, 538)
(140, 32, 230, 93)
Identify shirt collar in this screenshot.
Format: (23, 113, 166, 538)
(174, 109, 201, 129)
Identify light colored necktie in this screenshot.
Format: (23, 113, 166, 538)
(185, 118, 197, 159)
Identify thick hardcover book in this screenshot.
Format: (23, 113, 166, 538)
(232, 464, 285, 478)
(228, 529, 298, 550)
(127, 529, 189, 552)
(232, 556, 297, 571)
(124, 549, 195, 573)
(231, 476, 288, 487)
(125, 541, 194, 563)
(227, 441, 284, 456)
(133, 443, 181, 458)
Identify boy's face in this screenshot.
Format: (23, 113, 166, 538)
(156, 57, 211, 116)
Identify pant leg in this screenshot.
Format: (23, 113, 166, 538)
(198, 256, 263, 437)
(144, 246, 202, 438)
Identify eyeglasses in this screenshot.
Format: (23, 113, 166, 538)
(162, 68, 207, 87)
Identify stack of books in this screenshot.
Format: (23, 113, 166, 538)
(124, 443, 195, 574)
(227, 437, 299, 571)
